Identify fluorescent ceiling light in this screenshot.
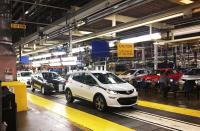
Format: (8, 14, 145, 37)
(79, 31, 92, 35)
(120, 33, 161, 43)
(172, 25, 200, 36)
(52, 52, 66, 56)
(25, 11, 29, 14)
(49, 62, 61, 66)
(180, 0, 193, 4)
(49, 58, 60, 63)
(61, 57, 77, 62)
(62, 61, 77, 66)
(72, 13, 183, 44)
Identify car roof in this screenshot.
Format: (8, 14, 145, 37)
(69, 70, 110, 74)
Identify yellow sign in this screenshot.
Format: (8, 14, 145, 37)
(117, 43, 134, 57)
(11, 23, 26, 29)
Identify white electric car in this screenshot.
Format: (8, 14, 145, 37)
(65, 70, 138, 111)
(17, 71, 33, 87)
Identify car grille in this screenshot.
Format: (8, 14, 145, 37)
(117, 97, 137, 105)
(116, 90, 134, 95)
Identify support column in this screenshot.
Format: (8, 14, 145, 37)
(154, 43, 158, 70)
(69, 26, 72, 56)
(112, 15, 116, 37)
(142, 48, 145, 65)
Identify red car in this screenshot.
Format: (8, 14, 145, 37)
(142, 68, 183, 83)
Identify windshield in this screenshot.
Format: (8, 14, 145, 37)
(92, 73, 126, 84)
(42, 72, 59, 79)
(122, 70, 136, 75)
(185, 69, 200, 75)
(21, 72, 32, 77)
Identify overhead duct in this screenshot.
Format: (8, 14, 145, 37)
(0, 0, 16, 81)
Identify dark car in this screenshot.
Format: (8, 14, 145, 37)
(31, 72, 66, 95)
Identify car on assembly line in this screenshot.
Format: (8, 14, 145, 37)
(31, 71, 66, 95)
(142, 68, 183, 84)
(180, 68, 200, 86)
(17, 71, 33, 87)
(65, 70, 138, 111)
(118, 69, 150, 84)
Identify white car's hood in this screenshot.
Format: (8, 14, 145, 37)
(119, 74, 134, 80)
(18, 77, 31, 81)
(181, 75, 200, 80)
(102, 83, 135, 91)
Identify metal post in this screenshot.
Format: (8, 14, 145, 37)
(154, 43, 158, 70)
(69, 27, 72, 56)
(142, 48, 145, 65)
(112, 15, 116, 37)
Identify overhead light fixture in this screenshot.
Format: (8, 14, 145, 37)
(79, 31, 92, 35)
(49, 58, 60, 63)
(120, 33, 161, 43)
(62, 61, 77, 66)
(72, 13, 183, 44)
(49, 62, 61, 66)
(180, 0, 193, 4)
(52, 52, 66, 56)
(61, 57, 77, 61)
(172, 24, 200, 36)
(25, 11, 29, 15)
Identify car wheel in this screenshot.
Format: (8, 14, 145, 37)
(65, 89, 74, 103)
(94, 95, 107, 111)
(41, 86, 46, 95)
(31, 84, 35, 92)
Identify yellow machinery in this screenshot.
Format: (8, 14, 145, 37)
(2, 81, 28, 112)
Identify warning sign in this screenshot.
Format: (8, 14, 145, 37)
(11, 23, 26, 29)
(117, 43, 134, 58)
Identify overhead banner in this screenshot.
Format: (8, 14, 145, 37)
(117, 43, 134, 58)
(91, 40, 110, 58)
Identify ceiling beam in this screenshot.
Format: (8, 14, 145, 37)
(105, 14, 174, 29)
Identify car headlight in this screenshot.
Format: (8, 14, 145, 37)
(195, 80, 200, 85)
(170, 79, 173, 82)
(106, 89, 118, 95)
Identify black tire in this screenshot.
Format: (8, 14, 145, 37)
(94, 94, 107, 111)
(41, 86, 47, 95)
(65, 89, 74, 103)
(31, 84, 35, 92)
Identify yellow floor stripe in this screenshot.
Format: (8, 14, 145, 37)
(27, 93, 134, 131)
(138, 100, 200, 118)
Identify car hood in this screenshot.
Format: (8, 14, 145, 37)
(18, 77, 31, 81)
(181, 75, 200, 80)
(102, 83, 135, 91)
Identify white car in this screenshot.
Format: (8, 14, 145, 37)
(17, 71, 33, 86)
(118, 69, 150, 83)
(180, 68, 200, 86)
(65, 70, 138, 111)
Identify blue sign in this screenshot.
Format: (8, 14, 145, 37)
(20, 56, 29, 64)
(91, 40, 109, 58)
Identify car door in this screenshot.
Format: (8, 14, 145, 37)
(70, 73, 85, 98)
(81, 73, 97, 101)
(34, 74, 43, 89)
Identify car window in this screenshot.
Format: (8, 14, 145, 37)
(84, 74, 97, 85)
(122, 70, 136, 75)
(72, 73, 84, 83)
(185, 69, 200, 75)
(92, 73, 125, 84)
(138, 70, 145, 74)
(21, 72, 32, 77)
(42, 72, 59, 79)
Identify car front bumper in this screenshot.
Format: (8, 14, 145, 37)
(105, 92, 138, 107)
